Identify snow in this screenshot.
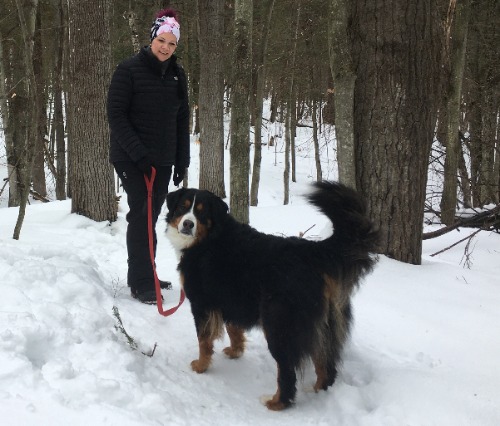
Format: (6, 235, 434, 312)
(1, 136, 500, 426)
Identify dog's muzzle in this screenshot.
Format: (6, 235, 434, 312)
(180, 219, 195, 236)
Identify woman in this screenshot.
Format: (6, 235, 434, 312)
(107, 9, 189, 304)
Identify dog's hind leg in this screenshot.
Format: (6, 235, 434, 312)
(191, 310, 224, 373)
(263, 327, 298, 410)
(312, 353, 337, 392)
(263, 362, 296, 411)
(312, 298, 353, 391)
(223, 323, 246, 359)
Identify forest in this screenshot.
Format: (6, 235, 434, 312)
(0, 0, 499, 264)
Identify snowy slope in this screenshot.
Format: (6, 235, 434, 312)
(1, 139, 499, 426)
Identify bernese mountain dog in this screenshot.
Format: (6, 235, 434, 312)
(165, 181, 378, 410)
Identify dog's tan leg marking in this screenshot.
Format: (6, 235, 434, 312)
(223, 324, 246, 359)
(191, 311, 223, 373)
(265, 365, 288, 411)
(191, 337, 214, 373)
(312, 356, 328, 392)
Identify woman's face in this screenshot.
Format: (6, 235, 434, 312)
(151, 32, 177, 62)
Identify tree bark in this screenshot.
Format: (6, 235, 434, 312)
(250, 0, 275, 206)
(31, 5, 47, 199)
(353, 0, 442, 264)
(198, 0, 226, 197)
(440, 0, 471, 225)
(67, 0, 117, 222)
(54, 0, 66, 201)
(12, 0, 40, 239)
(312, 99, 322, 182)
(329, 0, 356, 189)
(229, 0, 252, 224)
(283, 2, 301, 205)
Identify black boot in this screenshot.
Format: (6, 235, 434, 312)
(131, 289, 163, 304)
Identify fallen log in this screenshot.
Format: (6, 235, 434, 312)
(423, 204, 500, 240)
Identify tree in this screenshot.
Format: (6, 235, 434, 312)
(250, 0, 275, 206)
(11, 0, 40, 239)
(328, 0, 356, 188)
(66, 0, 117, 222)
(197, 0, 226, 197)
(230, 0, 253, 224)
(53, 0, 67, 201)
(465, 0, 500, 207)
(440, 0, 471, 225)
(352, 0, 443, 264)
(283, 1, 301, 205)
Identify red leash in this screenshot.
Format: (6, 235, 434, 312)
(144, 167, 185, 316)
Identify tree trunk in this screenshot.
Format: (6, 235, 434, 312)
(229, 0, 252, 224)
(440, 0, 471, 225)
(458, 139, 472, 208)
(31, 5, 47, 199)
(329, 0, 356, 188)
(353, 0, 442, 264)
(54, 0, 66, 201)
(250, 0, 275, 206)
(283, 2, 301, 204)
(283, 105, 290, 205)
(67, 0, 117, 222)
(0, 21, 16, 205)
(481, 95, 498, 204)
(12, 0, 40, 240)
(126, 3, 140, 52)
(312, 99, 322, 181)
(198, 0, 226, 197)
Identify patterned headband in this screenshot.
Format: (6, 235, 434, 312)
(150, 16, 180, 42)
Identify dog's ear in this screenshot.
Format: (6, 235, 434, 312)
(211, 196, 229, 222)
(166, 188, 188, 221)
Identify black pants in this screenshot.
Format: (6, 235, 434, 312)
(114, 162, 172, 293)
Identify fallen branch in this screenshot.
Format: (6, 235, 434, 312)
(430, 228, 482, 257)
(30, 189, 50, 203)
(423, 203, 500, 240)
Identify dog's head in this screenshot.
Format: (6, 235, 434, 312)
(166, 187, 229, 254)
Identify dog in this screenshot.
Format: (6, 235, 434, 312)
(165, 181, 378, 410)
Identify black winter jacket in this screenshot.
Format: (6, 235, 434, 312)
(107, 46, 190, 168)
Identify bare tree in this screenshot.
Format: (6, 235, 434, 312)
(250, 0, 275, 206)
(328, 0, 356, 188)
(230, 0, 253, 224)
(11, 0, 40, 239)
(283, 2, 301, 205)
(197, 0, 226, 197)
(66, 0, 117, 222)
(440, 0, 471, 225)
(353, 0, 443, 264)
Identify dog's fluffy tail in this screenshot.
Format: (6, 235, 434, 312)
(307, 181, 379, 286)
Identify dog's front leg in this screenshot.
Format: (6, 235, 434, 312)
(191, 335, 214, 373)
(191, 310, 224, 373)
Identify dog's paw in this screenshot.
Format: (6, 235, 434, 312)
(190, 359, 208, 374)
(223, 346, 244, 359)
(303, 384, 316, 393)
(259, 394, 289, 411)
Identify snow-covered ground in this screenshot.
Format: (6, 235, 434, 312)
(1, 135, 499, 425)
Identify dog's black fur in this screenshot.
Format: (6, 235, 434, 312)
(166, 181, 378, 410)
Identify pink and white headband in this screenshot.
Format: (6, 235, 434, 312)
(150, 15, 180, 42)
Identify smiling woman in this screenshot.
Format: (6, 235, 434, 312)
(107, 8, 190, 304)
(151, 33, 178, 62)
